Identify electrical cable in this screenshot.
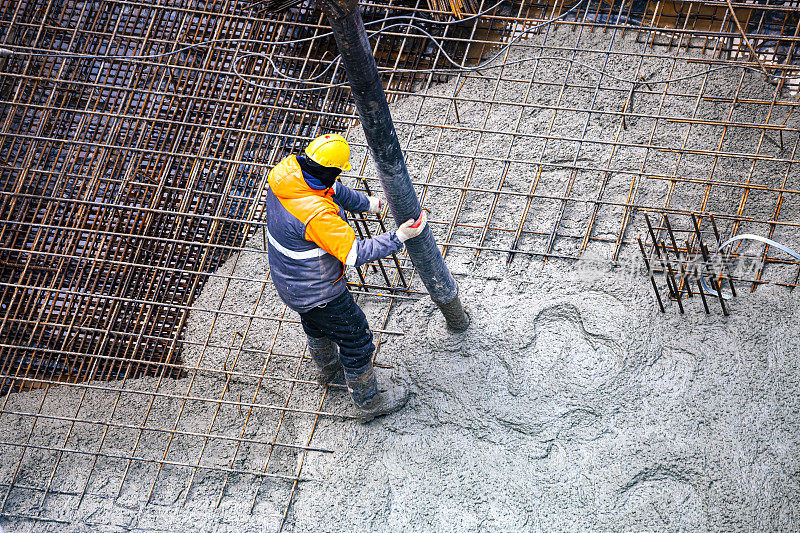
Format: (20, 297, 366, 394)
(0, 0, 507, 59)
(4, 0, 800, 96)
(700, 234, 800, 299)
(0, 0, 506, 91)
(231, 0, 582, 91)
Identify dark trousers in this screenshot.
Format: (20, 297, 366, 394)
(299, 289, 375, 371)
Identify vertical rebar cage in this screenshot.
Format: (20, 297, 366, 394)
(1, 0, 800, 530)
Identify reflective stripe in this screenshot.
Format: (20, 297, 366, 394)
(345, 240, 358, 266)
(265, 228, 327, 260)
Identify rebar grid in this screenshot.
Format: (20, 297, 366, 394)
(2, 0, 800, 530)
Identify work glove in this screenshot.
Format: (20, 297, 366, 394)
(368, 196, 382, 214)
(395, 210, 428, 243)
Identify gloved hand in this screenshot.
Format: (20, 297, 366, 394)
(368, 196, 382, 214)
(395, 210, 428, 243)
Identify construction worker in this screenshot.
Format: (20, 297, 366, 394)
(264, 133, 427, 422)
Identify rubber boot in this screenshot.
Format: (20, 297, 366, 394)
(306, 335, 342, 385)
(344, 362, 409, 423)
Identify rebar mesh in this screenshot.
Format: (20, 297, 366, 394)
(2, 0, 800, 530)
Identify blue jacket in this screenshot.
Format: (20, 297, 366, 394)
(265, 155, 403, 313)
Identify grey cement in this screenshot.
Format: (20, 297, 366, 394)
(287, 266, 800, 531)
(3, 25, 800, 533)
(52, 249, 794, 533)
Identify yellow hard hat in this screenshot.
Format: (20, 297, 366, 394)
(305, 133, 352, 172)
